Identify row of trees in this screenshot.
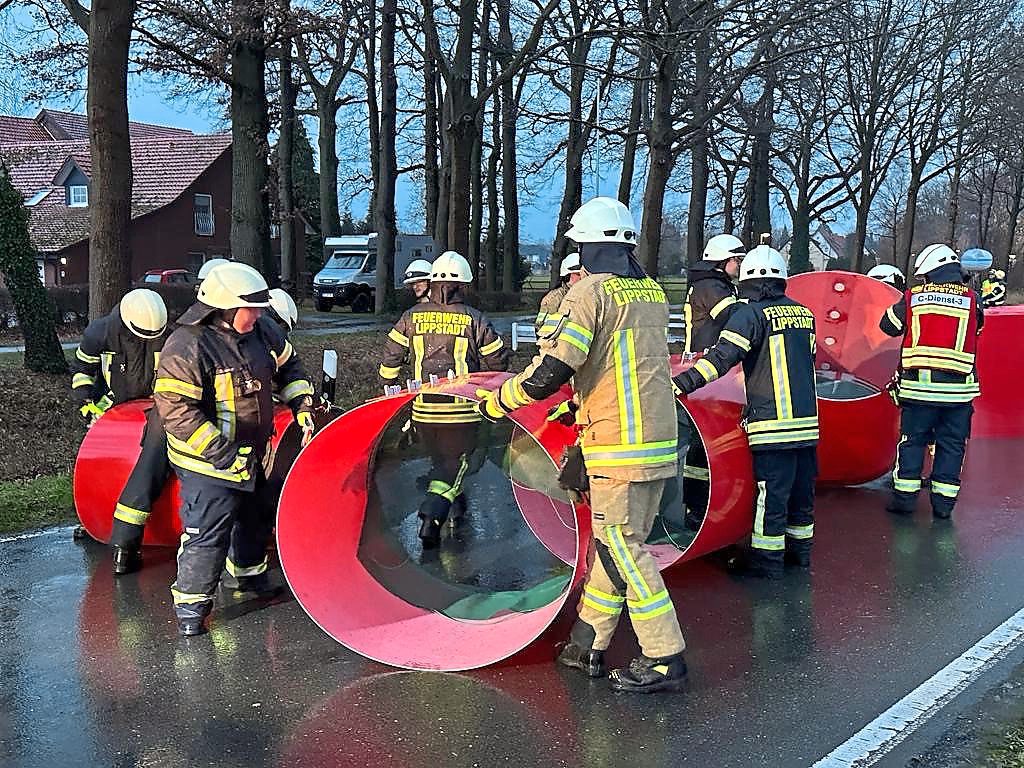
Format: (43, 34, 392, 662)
(6, 0, 1024, 321)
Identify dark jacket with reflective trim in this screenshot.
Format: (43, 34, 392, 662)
(153, 305, 313, 488)
(675, 284, 819, 451)
(683, 262, 739, 354)
(378, 292, 509, 424)
(880, 263, 984, 405)
(71, 308, 166, 408)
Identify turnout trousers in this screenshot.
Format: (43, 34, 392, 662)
(751, 446, 817, 564)
(577, 476, 686, 659)
(111, 406, 171, 548)
(891, 402, 973, 516)
(415, 422, 478, 525)
(170, 465, 274, 621)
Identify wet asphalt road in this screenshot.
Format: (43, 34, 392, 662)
(3, 436, 1024, 768)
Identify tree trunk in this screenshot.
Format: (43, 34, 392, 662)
(0, 168, 66, 373)
(87, 0, 135, 319)
(373, 0, 397, 313)
(749, 130, 771, 244)
(789, 187, 812, 274)
(435, 81, 451, 253)
(230, 1, 271, 274)
(947, 162, 962, 243)
(1002, 167, 1024, 272)
(899, 176, 921, 276)
(278, 0, 296, 292)
(484, 83, 501, 292)
(365, 1, 380, 228)
(423, 54, 439, 237)
(468, 1, 489, 283)
(686, 130, 709, 267)
(441, 0, 477, 258)
(638, 49, 676, 277)
(722, 164, 736, 235)
(317, 100, 341, 238)
(617, 44, 649, 207)
(496, 0, 519, 293)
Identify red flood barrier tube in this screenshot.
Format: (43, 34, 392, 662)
(276, 372, 587, 672)
(974, 306, 1024, 438)
(788, 271, 902, 486)
(74, 400, 297, 546)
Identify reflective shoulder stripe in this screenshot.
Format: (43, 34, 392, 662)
(275, 341, 294, 368)
(72, 373, 96, 389)
(558, 321, 594, 354)
(280, 379, 315, 403)
(379, 363, 401, 380)
(709, 295, 738, 319)
(154, 377, 203, 399)
(885, 306, 904, 331)
(480, 337, 504, 356)
(719, 330, 751, 352)
(388, 328, 410, 348)
(75, 347, 100, 364)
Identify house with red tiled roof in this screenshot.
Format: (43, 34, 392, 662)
(0, 109, 301, 287)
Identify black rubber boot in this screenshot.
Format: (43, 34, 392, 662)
(448, 494, 467, 529)
(683, 508, 704, 532)
(609, 653, 688, 693)
(419, 516, 442, 549)
(226, 572, 282, 597)
(932, 504, 953, 520)
(555, 621, 606, 678)
(744, 551, 784, 580)
(112, 546, 143, 576)
(418, 493, 450, 548)
(887, 491, 917, 515)
(784, 545, 811, 568)
(175, 603, 211, 637)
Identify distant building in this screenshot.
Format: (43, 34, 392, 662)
(779, 222, 848, 271)
(519, 242, 552, 272)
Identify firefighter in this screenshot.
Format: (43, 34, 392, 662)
(268, 288, 299, 332)
(403, 259, 434, 304)
(867, 264, 906, 292)
(680, 234, 745, 530)
(378, 251, 510, 548)
(535, 252, 583, 333)
(981, 268, 1007, 308)
(476, 197, 687, 694)
(674, 245, 819, 579)
(879, 243, 984, 519)
(153, 262, 315, 636)
(71, 288, 171, 575)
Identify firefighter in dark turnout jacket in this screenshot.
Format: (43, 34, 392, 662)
(477, 197, 687, 694)
(880, 243, 984, 519)
(680, 234, 746, 529)
(674, 245, 819, 579)
(378, 251, 510, 547)
(71, 288, 170, 575)
(153, 263, 314, 636)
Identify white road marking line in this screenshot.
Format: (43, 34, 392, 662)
(814, 604, 1024, 767)
(0, 526, 76, 545)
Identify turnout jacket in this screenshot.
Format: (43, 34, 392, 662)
(71, 308, 166, 409)
(499, 273, 679, 482)
(153, 306, 314, 488)
(675, 286, 819, 451)
(981, 275, 1006, 308)
(683, 261, 739, 354)
(379, 295, 510, 424)
(880, 263, 984, 404)
(535, 284, 569, 333)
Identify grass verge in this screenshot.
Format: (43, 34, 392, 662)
(0, 474, 75, 534)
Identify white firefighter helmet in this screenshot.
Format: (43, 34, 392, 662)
(403, 259, 434, 285)
(197, 257, 230, 280)
(992, 268, 1006, 280)
(119, 288, 168, 339)
(867, 264, 905, 288)
(564, 196, 637, 245)
(268, 288, 298, 329)
(703, 234, 746, 262)
(430, 251, 473, 283)
(197, 262, 271, 310)
(559, 252, 582, 278)
(739, 245, 788, 282)
(913, 243, 959, 277)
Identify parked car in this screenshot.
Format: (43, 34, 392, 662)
(141, 269, 197, 286)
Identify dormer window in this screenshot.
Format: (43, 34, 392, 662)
(68, 185, 88, 207)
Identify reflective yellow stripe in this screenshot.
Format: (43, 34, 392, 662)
(412, 336, 424, 381)
(930, 480, 960, 498)
(412, 398, 478, 412)
(167, 445, 247, 483)
(100, 352, 113, 388)
(411, 410, 481, 424)
(454, 337, 469, 376)
(894, 476, 922, 492)
(885, 306, 904, 331)
(719, 330, 751, 351)
(683, 294, 694, 353)
(747, 428, 819, 446)
(904, 345, 975, 363)
(753, 478, 785, 550)
(613, 329, 643, 445)
(785, 524, 814, 539)
(225, 556, 268, 578)
(389, 327, 409, 347)
(769, 334, 792, 420)
(607, 525, 651, 599)
(273, 341, 293, 370)
(582, 440, 678, 467)
(280, 379, 314, 403)
(682, 465, 710, 481)
(499, 377, 532, 408)
(584, 585, 624, 605)
(745, 416, 819, 434)
(76, 347, 100, 364)
(480, 337, 504, 356)
(379, 363, 401, 380)
(114, 503, 149, 526)
(709, 295, 737, 319)
(558, 321, 593, 354)
(214, 372, 235, 441)
(752, 534, 786, 551)
(186, 422, 219, 453)
(154, 377, 203, 399)
(72, 373, 95, 389)
(901, 355, 975, 374)
(693, 358, 718, 382)
(627, 589, 674, 619)
(171, 588, 213, 605)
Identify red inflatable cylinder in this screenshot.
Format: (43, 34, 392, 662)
(973, 306, 1024, 438)
(74, 401, 297, 546)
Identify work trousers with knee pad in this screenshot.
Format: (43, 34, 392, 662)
(416, 422, 477, 524)
(752, 446, 817, 563)
(577, 476, 686, 659)
(170, 465, 274, 619)
(111, 405, 171, 548)
(892, 402, 972, 515)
